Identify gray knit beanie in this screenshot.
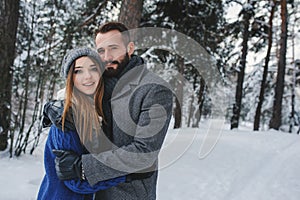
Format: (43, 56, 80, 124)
(61, 47, 103, 78)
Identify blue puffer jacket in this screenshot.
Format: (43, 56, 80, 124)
(37, 125, 126, 200)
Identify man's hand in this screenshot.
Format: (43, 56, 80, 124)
(52, 149, 83, 181)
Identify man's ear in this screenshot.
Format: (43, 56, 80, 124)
(127, 42, 135, 57)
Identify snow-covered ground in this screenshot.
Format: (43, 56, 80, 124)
(0, 122, 299, 200)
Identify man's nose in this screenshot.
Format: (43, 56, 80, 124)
(103, 50, 113, 62)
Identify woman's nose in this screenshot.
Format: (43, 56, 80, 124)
(84, 71, 92, 79)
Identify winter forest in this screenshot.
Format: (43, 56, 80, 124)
(0, 0, 300, 159)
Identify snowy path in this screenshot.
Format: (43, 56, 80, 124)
(0, 127, 299, 200)
(157, 129, 300, 200)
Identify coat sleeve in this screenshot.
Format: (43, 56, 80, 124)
(42, 100, 76, 131)
(63, 176, 125, 194)
(82, 84, 173, 186)
(49, 125, 126, 194)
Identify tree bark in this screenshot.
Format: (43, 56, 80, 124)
(269, 0, 288, 130)
(230, 1, 254, 129)
(194, 78, 205, 127)
(173, 56, 184, 128)
(253, 1, 276, 131)
(288, 1, 298, 133)
(118, 0, 144, 29)
(0, 0, 20, 151)
(187, 95, 194, 127)
(14, 2, 36, 156)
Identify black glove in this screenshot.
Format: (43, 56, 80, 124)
(125, 162, 156, 182)
(126, 171, 155, 182)
(52, 149, 83, 181)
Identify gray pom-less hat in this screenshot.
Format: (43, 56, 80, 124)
(61, 47, 103, 78)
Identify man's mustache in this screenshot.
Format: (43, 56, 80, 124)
(104, 60, 119, 66)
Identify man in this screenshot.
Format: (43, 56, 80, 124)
(52, 22, 173, 200)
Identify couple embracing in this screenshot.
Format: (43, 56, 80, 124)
(37, 22, 173, 200)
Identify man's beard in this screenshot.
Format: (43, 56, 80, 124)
(103, 53, 130, 78)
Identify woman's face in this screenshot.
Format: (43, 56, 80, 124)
(73, 56, 100, 95)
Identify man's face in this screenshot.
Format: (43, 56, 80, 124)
(95, 30, 131, 77)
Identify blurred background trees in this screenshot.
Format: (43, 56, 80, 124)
(0, 0, 299, 157)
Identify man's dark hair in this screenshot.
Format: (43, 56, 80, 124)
(95, 22, 131, 45)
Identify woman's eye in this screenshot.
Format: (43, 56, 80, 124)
(97, 49, 104, 54)
(74, 69, 82, 74)
(91, 67, 98, 72)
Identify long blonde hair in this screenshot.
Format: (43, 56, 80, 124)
(61, 57, 104, 144)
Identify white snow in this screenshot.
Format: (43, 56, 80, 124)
(0, 123, 299, 200)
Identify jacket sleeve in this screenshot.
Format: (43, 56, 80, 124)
(82, 84, 173, 186)
(42, 100, 76, 131)
(63, 176, 125, 194)
(49, 125, 126, 194)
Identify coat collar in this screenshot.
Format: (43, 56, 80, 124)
(111, 64, 146, 101)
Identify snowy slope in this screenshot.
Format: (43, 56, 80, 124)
(0, 124, 299, 200)
(158, 127, 300, 200)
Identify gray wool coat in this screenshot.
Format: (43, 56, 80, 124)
(82, 64, 173, 200)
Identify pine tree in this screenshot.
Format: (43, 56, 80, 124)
(269, 0, 288, 130)
(254, 0, 277, 131)
(230, 0, 257, 129)
(0, 0, 20, 151)
(118, 0, 144, 29)
(141, 0, 226, 127)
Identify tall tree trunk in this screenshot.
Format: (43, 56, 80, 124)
(30, 69, 46, 154)
(269, 0, 288, 130)
(173, 56, 184, 128)
(191, 73, 199, 128)
(174, 98, 182, 128)
(193, 78, 205, 127)
(118, 0, 144, 29)
(289, 0, 298, 133)
(230, 1, 254, 129)
(253, 1, 276, 131)
(14, 2, 35, 156)
(0, 0, 20, 151)
(187, 94, 194, 127)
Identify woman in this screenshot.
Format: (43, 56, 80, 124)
(37, 47, 125, 200)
